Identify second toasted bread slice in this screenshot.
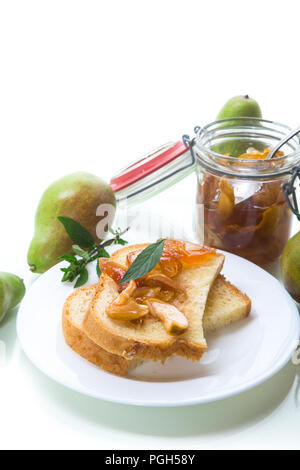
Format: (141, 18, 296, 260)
(204, 274, 251, 333)
(83, 244, 225, 362)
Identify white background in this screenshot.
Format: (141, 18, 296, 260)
(1, 0, 300, 450)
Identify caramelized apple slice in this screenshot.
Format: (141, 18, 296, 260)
(143, 273, 182, 289)
(126, 250, 140, 267)
(157, 289, 176, 302)
(99, 259, 126, 285)
(255, 206, 281, 239)
(106, 300, 149, 321)
(146, 298, 188, 335)
(143, 273, 186, 300)
(106, 280, 149, 320)
(216, 179, 235, 222)
(132, 287, 161, 302)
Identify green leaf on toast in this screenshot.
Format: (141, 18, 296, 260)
(58, 216, 95, 248)
(120, 239, 165, 285)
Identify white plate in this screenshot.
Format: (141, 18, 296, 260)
(17, 240, 300, 406)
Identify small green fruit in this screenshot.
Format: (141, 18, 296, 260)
(27, 172, 116, 273)
(217, 95, 262, 121)
(0, 272, 25, 323)
(214, 95, 262, 156)
(281, 231, 300, 303)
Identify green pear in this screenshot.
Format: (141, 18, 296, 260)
(217, 95, 262, 121)
(0, 273, 25, 323)
(281, 231, 300, 303)
(214, 95, 262, 156)
(27, 172, 116, 273)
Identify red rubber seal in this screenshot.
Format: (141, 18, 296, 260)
(110, 141, 187, 191)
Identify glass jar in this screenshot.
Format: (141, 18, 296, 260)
(110, 118, 300, 267)
(193, 118, 300, 266)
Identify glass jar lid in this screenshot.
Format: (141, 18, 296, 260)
(110, 141, 195, 205)
(194, 118, 300, 180)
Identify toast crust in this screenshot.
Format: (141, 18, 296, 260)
(62, 286, 135, 376)
(83, 244, 225, 361)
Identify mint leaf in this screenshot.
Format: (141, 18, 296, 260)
(61, 267, 72, 282)
(58, 216, 95, 248)
(120, 240, 165, 285)
(72, 245, 89, 260)
(74, 268, 89, 288)
(96, 260, 101, 278)
(58, 223, 129, 287)
(114, 237, 127, 246)
(60, 254, 77, 263)
(62, 271, 70, 282)
(98, 248, 110, 258)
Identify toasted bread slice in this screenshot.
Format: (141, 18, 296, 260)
(63, 275, 250, 375)
(83, 244, 225, 362)
(204, 274, 251, 333)
(62, 285, 140, 376)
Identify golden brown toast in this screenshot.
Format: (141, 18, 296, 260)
(63, 273, 250, 375)
(204, 274, 251, 333)
(82, 244, 225, 362)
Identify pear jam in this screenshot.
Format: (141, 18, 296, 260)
(197, 148, 292, 266)
(99, 240, 216, 333)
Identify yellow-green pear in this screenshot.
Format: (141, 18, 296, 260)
(281, 231, 300, 303)
(217, 95, 262, 121)
(214, 95, 263, 156)
(27, 172, 116, 273)
(0, 272, 25, 323)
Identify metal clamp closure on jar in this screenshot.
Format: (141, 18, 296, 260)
(282, 165, 300, 221)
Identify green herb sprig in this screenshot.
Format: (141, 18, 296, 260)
(58, 216, 128, 288)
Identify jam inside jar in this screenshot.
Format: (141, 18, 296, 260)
(194, 118, 300, 266)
